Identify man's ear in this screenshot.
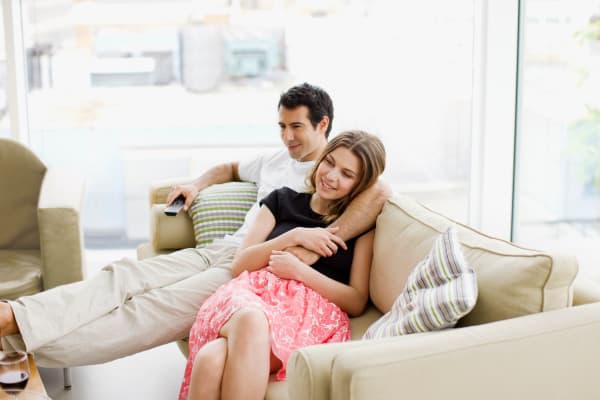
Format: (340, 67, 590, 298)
(318, 116, 330, 134)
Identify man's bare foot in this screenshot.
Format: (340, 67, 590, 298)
(0, 301, 19, 337)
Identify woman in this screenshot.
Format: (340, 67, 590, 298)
(179, 130, 386, 400)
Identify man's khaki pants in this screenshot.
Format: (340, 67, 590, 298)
(1, 240, 237, 367)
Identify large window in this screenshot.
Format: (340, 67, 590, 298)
(18, 0, 476, 246)
(514, 0, 600, 279)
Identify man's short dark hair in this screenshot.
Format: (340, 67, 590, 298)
(278, 83, 334, 138)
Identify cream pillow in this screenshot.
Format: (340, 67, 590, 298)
(364, 227, 477, 339)
(188, 182, 258, 247)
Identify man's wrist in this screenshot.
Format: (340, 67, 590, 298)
(191, 180, 203, 192)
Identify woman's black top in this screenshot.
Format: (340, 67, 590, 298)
(259, 187, 357, 285)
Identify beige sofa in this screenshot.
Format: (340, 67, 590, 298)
(138, 181, 600, 400)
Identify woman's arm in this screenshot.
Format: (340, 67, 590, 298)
(230, 205, 281, 277)
(230, 206, 345, 276)
(268, 230, 375, 317)
(284, 180, 390, 266)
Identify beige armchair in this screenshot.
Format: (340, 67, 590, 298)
(0, 138, 86, 388)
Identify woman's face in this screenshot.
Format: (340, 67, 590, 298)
(315, 146, 361, 201)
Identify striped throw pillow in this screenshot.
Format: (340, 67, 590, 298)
(188, 182, 258, 247)
(364, 227, 477, 339)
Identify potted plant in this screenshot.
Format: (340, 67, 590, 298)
(576, 14, 600, 53)
(568, 106, 600, 190)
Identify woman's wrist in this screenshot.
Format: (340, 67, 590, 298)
(286, 228, 303, 248)
(295, 261, 313, 283)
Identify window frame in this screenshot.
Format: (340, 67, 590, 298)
(2, 0, 29, 144)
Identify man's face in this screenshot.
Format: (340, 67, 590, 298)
(278, 106, 328, 162)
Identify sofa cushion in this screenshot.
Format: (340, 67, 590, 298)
(370, 195, 578, 326)
(188, 182, 258, 247)
(363, 227, 477, 338)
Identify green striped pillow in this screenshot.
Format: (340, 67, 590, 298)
(188, 182, 258, 247)
(364, 227, 477, 339)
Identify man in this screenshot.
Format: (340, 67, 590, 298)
(0, 83, 389, 366)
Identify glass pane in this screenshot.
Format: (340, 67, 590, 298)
(22, 0, 475, 246)
(0, 4, 9, 138)
(515, 0, 600, 280)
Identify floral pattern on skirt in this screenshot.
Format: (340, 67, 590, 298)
(178, 268, 351, 400)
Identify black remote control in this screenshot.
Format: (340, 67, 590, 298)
(164, 194, 186, 216)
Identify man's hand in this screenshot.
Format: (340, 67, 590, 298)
(166, 184, 199, 212)
(285, 246, 320, 266)
(266, 250, 307, 281)
(292, 227, 347, 257)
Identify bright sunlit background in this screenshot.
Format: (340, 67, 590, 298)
(515, 0, 600, 279)
(1, 0, 599, 280)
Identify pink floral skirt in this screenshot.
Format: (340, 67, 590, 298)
(178, 268, 351, 400)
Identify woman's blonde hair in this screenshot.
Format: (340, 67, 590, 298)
(307, 130, 386, 224)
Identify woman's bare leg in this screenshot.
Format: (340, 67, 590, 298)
(0, 302, 19, 337)
(219, 308, 272, 400)
(188, 338, 228, 400)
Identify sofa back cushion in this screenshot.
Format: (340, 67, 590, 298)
(370, 195, 578, 326)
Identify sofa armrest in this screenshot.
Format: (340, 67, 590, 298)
(288, 302, 600, 400)
(146, 177, 196, 252)
(37, 168, 86, 289)
(286, 306, 384, 400)
(287, 339, 385, 400)
(150, 204, 195, 251)
(337, 303, 600, 400)
(572, 277, 600, 305)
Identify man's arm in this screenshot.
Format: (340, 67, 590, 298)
(286, 179, 392, 265)
(330, 179, 392, 240)
(166, 162, 240, 211)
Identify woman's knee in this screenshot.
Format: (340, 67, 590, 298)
(227, 308, 269, 337)
(192, 338, 227, 379)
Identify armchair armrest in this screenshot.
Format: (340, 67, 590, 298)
(288, 302, 600, 400)
(37, 168, 86, 290)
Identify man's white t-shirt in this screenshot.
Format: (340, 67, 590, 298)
(224, 149, 315, 244)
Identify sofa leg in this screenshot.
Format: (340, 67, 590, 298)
(63, 367, 72, 390)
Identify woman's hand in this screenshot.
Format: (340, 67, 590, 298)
(291, 227, 347, 257)
(266, 250, 308, 281)
(284, 246, 320, 266)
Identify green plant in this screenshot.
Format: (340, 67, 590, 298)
(575, 11, 600, 44)
(567, 106, 600, 189)
(568, 14, 600, 190)
(575, 19, 600, 43)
